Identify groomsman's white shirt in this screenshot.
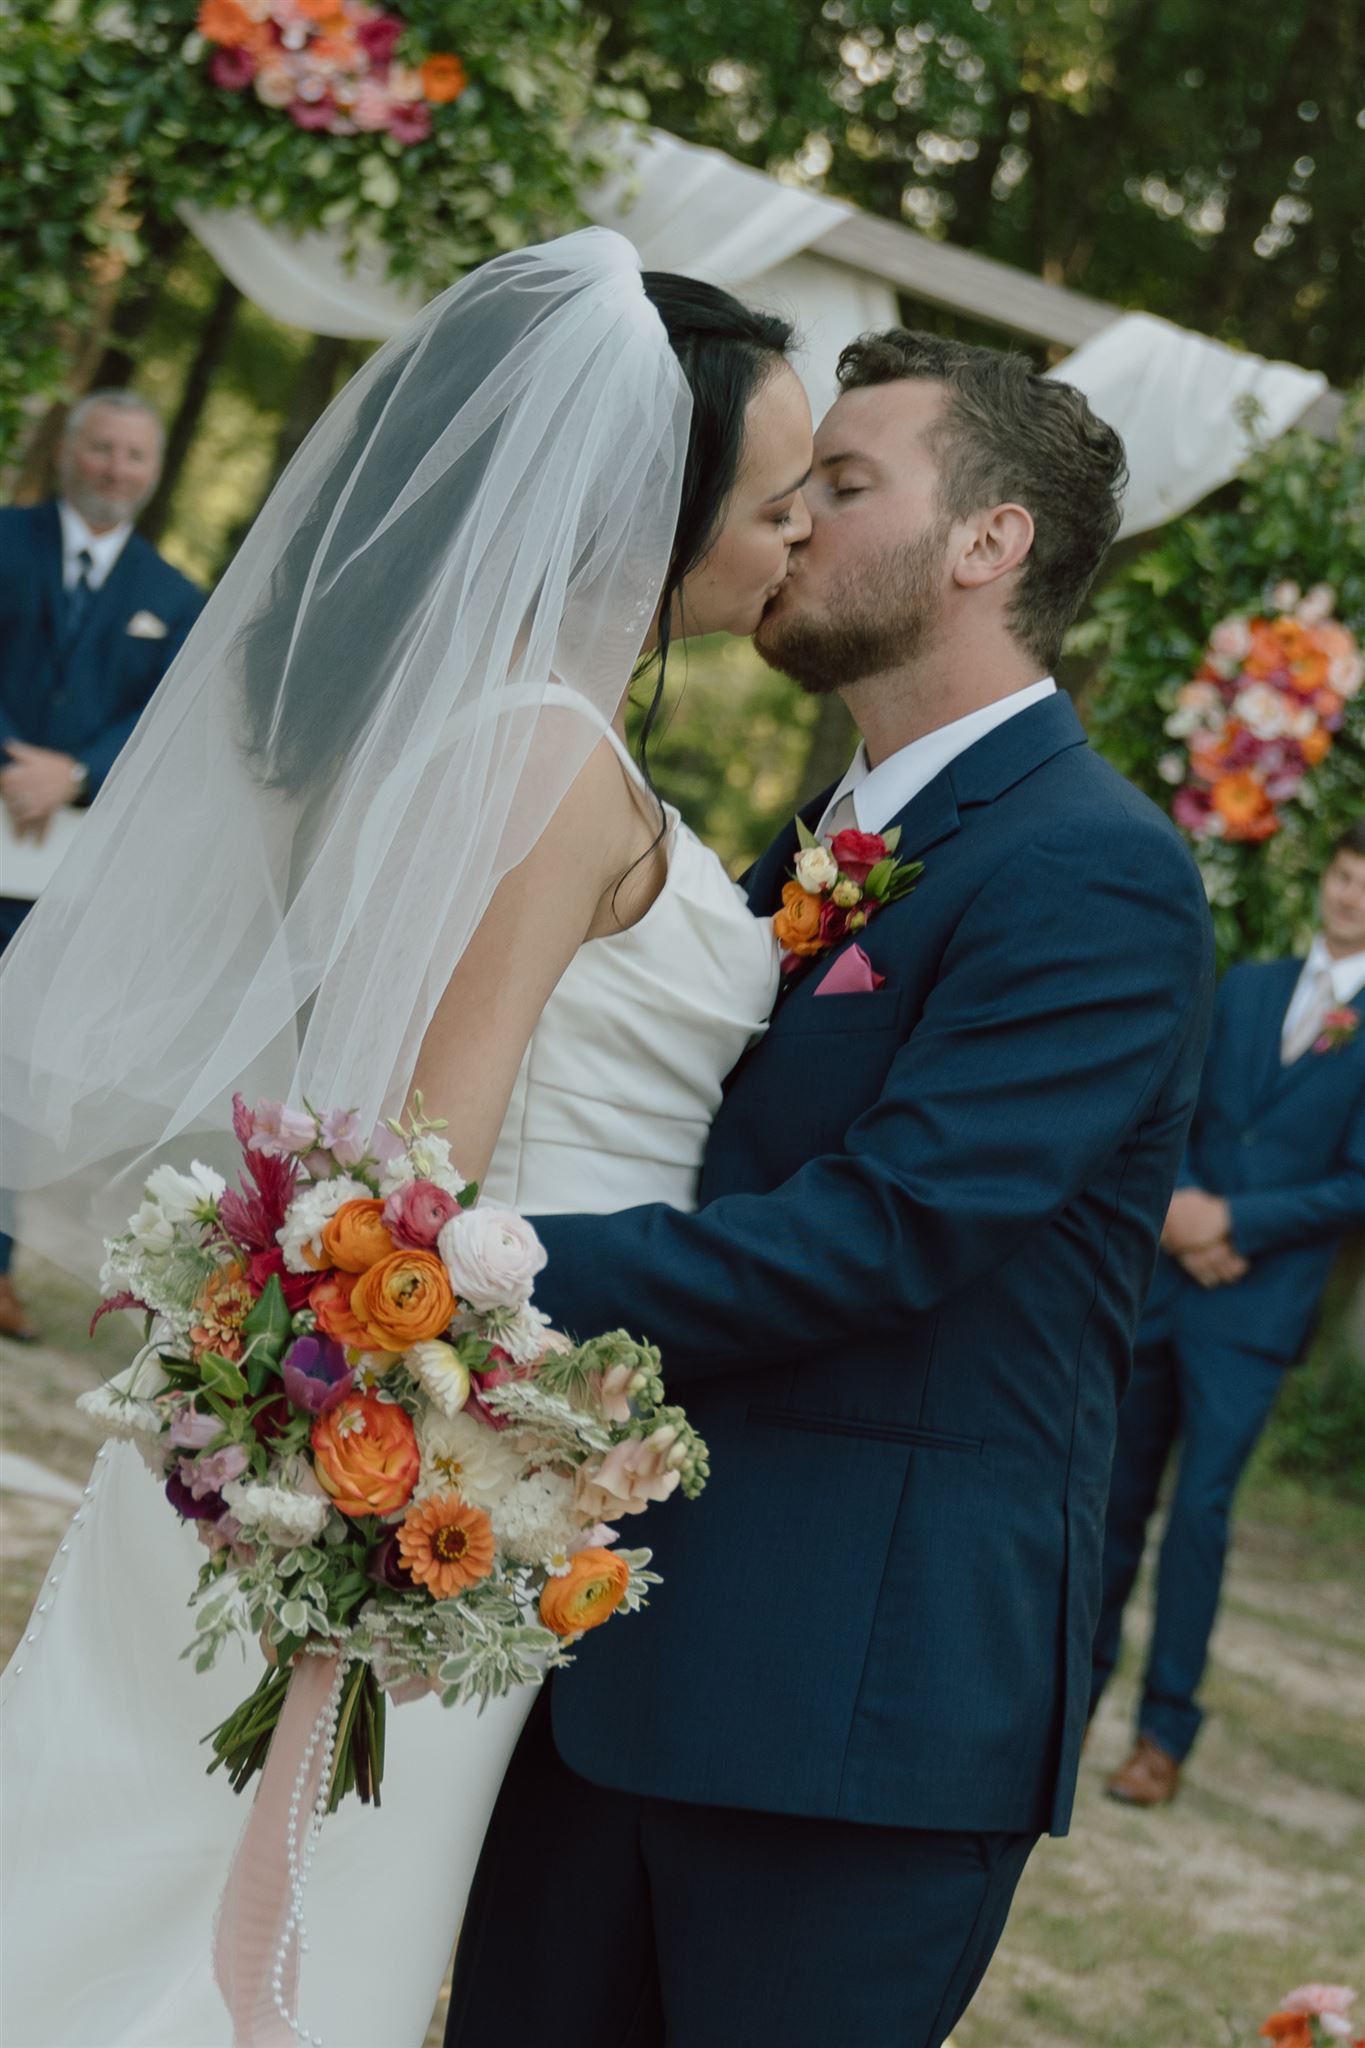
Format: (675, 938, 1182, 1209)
(58, 500, 133, 592)
(1281, 933, 1365, 1045)
(816, 676, 1057, 839)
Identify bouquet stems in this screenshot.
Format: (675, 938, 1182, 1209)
(205, 1658, 387, 1812)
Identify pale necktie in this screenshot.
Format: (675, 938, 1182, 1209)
(1280, 957, 1335, 1064)
(822, 790, 860, 842)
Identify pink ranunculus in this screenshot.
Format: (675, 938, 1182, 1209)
(210, 45, 258, 89)
(828, 828, 888, 885)
(356, 13, 403, 64)
(288, 94, 338, 128)
(382, 1177, 460, 1251)
(349, 78, 393, 128)
(168, 1406, 223, 1451)
(575, 1428, 685, 1521)
(438, 1207, 546, 1311)
(387, 99, 431, 144)
(1281, 1988, 1357, 2018)
(1172, 785, 1213, 836)
(249, 1100, 318, 1157)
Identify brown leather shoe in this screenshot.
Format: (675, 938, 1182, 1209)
(1106, 1735, 1181, 1806)
(0, 1274, 40, 1344)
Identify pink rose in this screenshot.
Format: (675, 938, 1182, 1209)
(382, 1178, 460, 1251)
(575, 1427, 685, 1520)
(387, 99, 431, 144)
(828, 828, 888, 885)
(350, 79, 393, 129)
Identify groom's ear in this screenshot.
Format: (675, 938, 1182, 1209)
(952, 503, 1034, 589)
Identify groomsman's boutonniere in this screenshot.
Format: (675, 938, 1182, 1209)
(773, 819, 924, 974)
(1314, 1006, 1360, 1054)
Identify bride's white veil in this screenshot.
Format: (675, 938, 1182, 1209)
(0, 228, 691, 1275)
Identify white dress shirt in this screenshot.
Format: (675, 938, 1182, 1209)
(58, 501, 132, 592)
(816, 676, 1058, 839)
(1280, 933, 1365, 1061)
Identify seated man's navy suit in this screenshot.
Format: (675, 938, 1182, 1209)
(447, 693, 1213, 2048)
(1091, 954, 1365, 1761)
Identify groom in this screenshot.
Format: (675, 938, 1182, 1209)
(446, 334, 1214, 2045)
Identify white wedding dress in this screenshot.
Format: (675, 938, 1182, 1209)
(0, 733, 778, 2048)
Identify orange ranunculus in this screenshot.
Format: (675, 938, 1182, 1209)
(197, 0, 264, 46)
(1243, 618, 1288, 682)
(1259, 2018, 1314, 2046)
(420, 53, 468, 102)
(1211, 771, 1278, 842)
(539, 1547, 631, 1637)
(311, 1270, 388, 1351)
(311, 1391, 420, 1516)
(350, 1250, 456, 1349)
(773, 879, 825, 958)
(321, 1198, 396, 1274)
(296, 0, 346, 19)
(1299, 725, 1332, 768)
(309, 31, 360, 65)
(397, 1494, 496, 1597)
(190, 1262, 254, 1362)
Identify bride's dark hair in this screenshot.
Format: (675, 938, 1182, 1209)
(635, 274, 795, 777)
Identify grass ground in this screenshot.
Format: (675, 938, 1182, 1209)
(3, 1251, 1362, 2047)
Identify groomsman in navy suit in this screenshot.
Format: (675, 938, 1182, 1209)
(1092, 821, 1365, 1805)
(0, 391, 204, 1339)
(450, 336, 1213, 2047)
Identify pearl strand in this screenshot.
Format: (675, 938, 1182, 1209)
(269, 1655, 347, 2047)
(5, 1443, 112, 1687)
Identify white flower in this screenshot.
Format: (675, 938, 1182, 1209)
(1270, 580, 1302, 613)
(127, 1200, 177, 1256)
(1329, 650, 1363, 699)
(143, 1160, 226, 1224)
(1298, 582, 1336, 625)
(1157, 751, 1186, 785)
(413, 1409, 523, 1507)
(1232, 683, 1294, 740)
(1164, 681, 1226, 739)
(478, 1302, 553, 1366)
(277, 1175, 371, 1274)
(408, 1340, 471, 1419)
(380, 1135, 466, 1198)
(490, 1471, 579, 1565)
(793, 845, 838, 892)
(222, 1479, 331, 1546)
(77, 1348, 172, 1440)
(438, 1207, 547, 1311)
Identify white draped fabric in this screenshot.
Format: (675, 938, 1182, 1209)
(179, 128, 1328, 534)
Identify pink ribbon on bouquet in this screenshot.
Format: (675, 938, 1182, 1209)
(214, 1651, 344, 2046)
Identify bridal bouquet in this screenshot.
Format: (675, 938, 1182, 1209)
(1257, 1983, 1362, 2045)
(82, 1094, 707, 1811)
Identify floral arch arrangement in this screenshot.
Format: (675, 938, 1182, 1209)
(1078, 395, 1365, 967)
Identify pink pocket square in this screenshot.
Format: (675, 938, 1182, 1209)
(813, 944, 886, 995)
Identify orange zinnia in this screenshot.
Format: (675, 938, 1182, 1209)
(540, 1547, 630, 1637)
(1211, 771, 1277, 842)
(197, 0, 262, 46)
(190, 1262, 254, 1362)
(398, 1494, 496, 1597)
(1260, 2017, 1314, 2046)
(421, 53, 468, 102)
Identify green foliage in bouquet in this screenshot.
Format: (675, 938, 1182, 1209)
(1077, 393, 1365, 970)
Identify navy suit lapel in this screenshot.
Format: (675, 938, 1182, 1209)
(1252, 958, 1313, 1104)
(36, 501, 67, 662)
(67, 529, 143, 659)
(745, 783, 835, 916)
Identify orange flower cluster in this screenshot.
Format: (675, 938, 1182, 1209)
(190, 1261, 255, 1361)
(398, 1494, 496, 1596)
(311, 1390, 420, 1516)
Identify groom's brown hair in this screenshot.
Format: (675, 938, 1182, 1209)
(836, 330, 1128, 670)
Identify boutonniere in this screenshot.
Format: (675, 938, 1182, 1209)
(773, 820, 924, 974)
(1314, 1006, 1360, 1054)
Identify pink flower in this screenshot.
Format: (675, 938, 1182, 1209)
(575, 1427, 685, 1521)
(387, 99, 431, 143)
(210, 45, 257, 88)
(190, 1445, 251, 1495)
(288, 94, 338, 128)
(168, 1407, 222, 1451)
(1281, 1988, 1357, 2023)
(595, 1363, 637, 1424)
(319, 1108, 369, 1167)
(249, 1101, 318, 1158)
(356, 13, 403, 64)
(1172, 785, 1213, 837)
(382, 1177, 460, 1250)
(350, 78, 393, 128)
(1208, 616, 1253, 665)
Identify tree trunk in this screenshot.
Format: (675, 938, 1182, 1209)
(140, 278, 242, 544)
(87, 215, 190, 392)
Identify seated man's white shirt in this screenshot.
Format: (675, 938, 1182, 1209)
(58, 501, 133, 592)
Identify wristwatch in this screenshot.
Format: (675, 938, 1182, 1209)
(69, 760, 90, 800)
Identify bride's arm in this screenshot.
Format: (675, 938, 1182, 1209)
(408, 736, 637, 1183)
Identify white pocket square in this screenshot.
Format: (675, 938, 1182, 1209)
(126, 610, 168, 639)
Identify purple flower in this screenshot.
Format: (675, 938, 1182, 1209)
(168, 1406, 223, 1451)
(166, 1470, 229, 1522)
(281, 1333, 354, 1415)
(367, 1532, 417, 1590)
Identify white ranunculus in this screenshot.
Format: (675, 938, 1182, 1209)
(793, 845, 838, 893)
(277, 1175, 372, 1274)
(222, 1480, 331, 1546)
(438, 1207, 547, 1311)
(414, 1409, 523, 1507)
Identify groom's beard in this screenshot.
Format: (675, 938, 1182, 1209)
(754, 520, 952, 694)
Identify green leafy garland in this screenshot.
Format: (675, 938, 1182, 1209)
(1077, 394, 1365, 968)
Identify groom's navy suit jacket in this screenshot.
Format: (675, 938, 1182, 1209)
(533, 694, 1213, 1838)
(1139, 956, 1365, 1365)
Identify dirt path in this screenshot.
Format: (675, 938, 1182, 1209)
(4, 1253, 1362, 2047)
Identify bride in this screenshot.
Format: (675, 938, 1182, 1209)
(0, 228, 812, 2047)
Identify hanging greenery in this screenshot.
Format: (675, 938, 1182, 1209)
(1078, 394, 1365, 969)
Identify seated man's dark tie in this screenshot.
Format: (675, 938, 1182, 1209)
(65, 546, 95, 644)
